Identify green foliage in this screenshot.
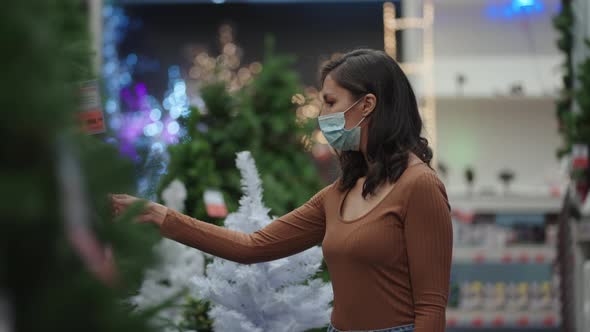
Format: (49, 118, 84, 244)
(555, 39, 590, 158)
(553, 0, 590, 188)
(159, 82, 240, 225)
(158, 36, 323, 224)
(553, 0, 575, 157)
(1, 1, 158, 331)
(178, 297, 214, 331)
(242, 37, 322, 215)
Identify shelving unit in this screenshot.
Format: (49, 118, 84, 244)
(558, 187, 590, 332)
(446, 309, 560, 329)
(447, 195, 562, 331)
(453, 246, 555, 264)
(449, 194, 562, 214)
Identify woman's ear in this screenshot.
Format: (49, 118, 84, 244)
(362, 93, 377, 117)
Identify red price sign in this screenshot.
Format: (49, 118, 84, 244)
(78, 80, 106, 134)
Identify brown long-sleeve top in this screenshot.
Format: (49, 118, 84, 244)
(160, 163, 453, 332)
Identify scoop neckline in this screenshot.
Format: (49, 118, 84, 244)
(337, 162, 424, 224)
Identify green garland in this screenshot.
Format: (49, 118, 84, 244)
(554, 0, 575, 157)
(554, 0, 590, 185)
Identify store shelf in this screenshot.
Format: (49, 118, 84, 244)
(451, 264, 552, 283)
(453, 246, 555, 264)
(446, 309, 560, 329)
(451, 246, 555, 283)
(449, 195, 562, 214)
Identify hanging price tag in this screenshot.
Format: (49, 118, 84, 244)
(572, 144, 589, 169)
(204, 189, 228, 218)
(77, 80, 106, 134)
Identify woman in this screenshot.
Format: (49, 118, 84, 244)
(112, 49, 452, 332)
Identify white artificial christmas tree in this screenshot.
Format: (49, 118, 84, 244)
(131, 179, 205, 332)
(161, 179, 188, 213)
(191, 151, 333, 332)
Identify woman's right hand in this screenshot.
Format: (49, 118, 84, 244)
(109, 194, 168, 227)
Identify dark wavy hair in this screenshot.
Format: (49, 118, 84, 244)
(320, 49, 433, 198)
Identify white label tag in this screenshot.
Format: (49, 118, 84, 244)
(204, 189, 227, 218)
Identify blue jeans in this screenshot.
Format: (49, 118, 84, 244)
(326, 322, 415, 332)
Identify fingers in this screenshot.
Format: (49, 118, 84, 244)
(109, 194, 139, 205)
(109, 193, 152, 224)
(110, 194, 133, 219)
(111, 195, 133, 203)
(137, 214, 153, 224)
(111, 195, 143, 209)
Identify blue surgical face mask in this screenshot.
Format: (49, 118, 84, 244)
(318, 96, 368, 151)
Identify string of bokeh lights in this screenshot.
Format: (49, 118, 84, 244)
(102, 4, 340, 164)
(102, 5, 188, 162)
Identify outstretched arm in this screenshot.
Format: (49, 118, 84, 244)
(159, 184, 333, 264)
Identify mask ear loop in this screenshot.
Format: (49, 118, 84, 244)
(346, 96, 374, 131)
(348, 114, 368, 130)
(342, 96, 366, 115)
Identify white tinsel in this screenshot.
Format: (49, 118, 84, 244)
(161, 179, 187, 213)
(130, 180, 205, 331)
(192, 151, 333, 332)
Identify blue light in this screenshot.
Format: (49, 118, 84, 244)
(151, 142, 164, 153)
(514, 0, 535, 7)
(163, 98, 171, 110)
(126, 53, 138, 66)
(102, 6, 113, 17)
(119, 72, 132, 86)
(104, 45, 116, 58)
(150, 108, 162, 121)
(168, 66, 180, 79)
(144, 123, 159, 136)
(103, 62, 116, 76)
(110, 118, 121, 130)
(155, 121, 164, 132)
(106, 99, 118, 114)
(486, 0, 545, 20)
(170, 106, 182, 119)
(212, 0, 226, 3)
(167, 121, 180, 135)
(174, 81, 186, 96)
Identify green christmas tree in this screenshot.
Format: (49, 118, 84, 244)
(157, 80, 238, 226)
(158, 37, 323, 224)
(241, 37, 322, 216)
(0, 1, 161, 331)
